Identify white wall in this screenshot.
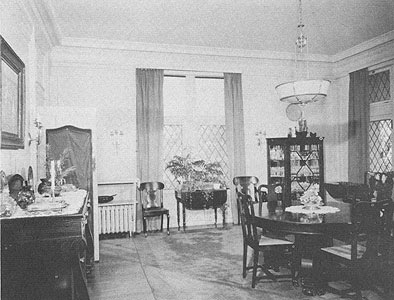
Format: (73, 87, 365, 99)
(47, 42, 333, 229)
(0, 0, 53, 187)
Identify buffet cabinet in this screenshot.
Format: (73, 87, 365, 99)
(1, 191, 90, 300)
(267, 136, 325, 207)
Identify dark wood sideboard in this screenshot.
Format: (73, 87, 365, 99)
(1, 190, 90, 300)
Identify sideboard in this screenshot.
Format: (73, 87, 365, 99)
(1, 190, 90, 300)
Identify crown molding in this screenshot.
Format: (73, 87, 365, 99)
(60, 37, 331, 63)
(332, 30, 394, 63)
(22, 0, 60, 48)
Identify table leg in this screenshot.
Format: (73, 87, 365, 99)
(177, 200, 180, 231)
(222, 205, 226, 226)
(214, 208, 218, 228)
(294, 234, 328, 296)
(182, 203, 186, 232)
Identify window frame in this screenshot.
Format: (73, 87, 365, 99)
(368, 64, 394, 172)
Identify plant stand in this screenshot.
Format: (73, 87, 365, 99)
(175, 189, 228, 231)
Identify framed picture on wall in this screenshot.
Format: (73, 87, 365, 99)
(1, 35, 25, 149)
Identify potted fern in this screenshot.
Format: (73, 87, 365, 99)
(166, 154, 227, 210)
(165, 154, 225, 191)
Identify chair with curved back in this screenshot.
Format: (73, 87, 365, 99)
(138, 181, 170, 237)
(238, 193, 295, 288)
(233, 176, 260, 225)
(320, 199, 394, 299)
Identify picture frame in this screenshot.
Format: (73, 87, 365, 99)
(1, 35, 25, 149)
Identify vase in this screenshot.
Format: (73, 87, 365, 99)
(38, 178, 49, 194)
(37, 179, 61, 196)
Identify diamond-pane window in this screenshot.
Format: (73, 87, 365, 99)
(163, 125, 183, 189)
(163, 75, 228, 189)
(369, 119, 393, 172)
(197, 125, 229, 184)
(368, 70, 390, 103)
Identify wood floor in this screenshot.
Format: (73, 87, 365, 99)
(87, 226, 389, 300)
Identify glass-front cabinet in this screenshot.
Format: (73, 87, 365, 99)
(267, 136, 324, 207)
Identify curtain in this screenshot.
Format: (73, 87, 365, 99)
(136, 69, 164, 232)
(136, 69, 164, 182)
(348, 68, 369, 183)
(224, 73, 246, 223)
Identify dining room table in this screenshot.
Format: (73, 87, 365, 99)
(253, 198, 356, 296)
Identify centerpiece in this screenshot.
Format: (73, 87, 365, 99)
(300, 184, 323, 210)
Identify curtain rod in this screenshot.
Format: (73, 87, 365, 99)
(164, 74, 224, 79)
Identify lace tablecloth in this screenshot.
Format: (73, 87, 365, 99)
(285, 205, 340, 214)
(1, 189, 87, 219)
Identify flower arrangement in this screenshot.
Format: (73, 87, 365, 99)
(300, 184, 323, 207)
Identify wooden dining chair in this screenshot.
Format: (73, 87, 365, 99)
(138, 181, 170, 237)
(233, 176, 260, 225)
(238, 193, 295, 288)
(320, 199, 394, 299)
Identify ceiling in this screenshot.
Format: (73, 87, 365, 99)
(42, 0, 394, 56)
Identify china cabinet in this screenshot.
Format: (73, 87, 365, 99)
(266, 136, 324, 208)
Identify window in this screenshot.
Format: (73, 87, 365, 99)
(368, 67, 393, 172)
(162, 74, 229, 188)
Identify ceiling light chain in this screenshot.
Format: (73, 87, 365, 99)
(296, 0, 307, 50)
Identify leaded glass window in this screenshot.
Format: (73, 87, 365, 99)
(163, 75, 229, 189)
(368, 70, 390, 103)
(369, 119, 393, 172)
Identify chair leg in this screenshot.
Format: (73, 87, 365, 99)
(160, 215, 164, 232)
(243, 242, 248, 278)
(143, 217, 147, 237)
(252, 248, 259, 288)
(167, 214, 170, 235)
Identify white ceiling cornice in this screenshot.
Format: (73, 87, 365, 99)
(60, 37, 332, 63)
(59, 29, 394, 66)
(22, 0, 60, 48)
(332, 29, 394, 63)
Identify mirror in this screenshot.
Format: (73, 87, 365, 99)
(1, 35, 25, 149)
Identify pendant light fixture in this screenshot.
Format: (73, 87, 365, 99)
(275, 0, 330, 105)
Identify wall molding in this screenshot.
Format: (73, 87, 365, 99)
(22, 0, 60, 49)
(60, 37, 331, 63)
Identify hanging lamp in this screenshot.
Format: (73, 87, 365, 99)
(275, 0, 330, 105)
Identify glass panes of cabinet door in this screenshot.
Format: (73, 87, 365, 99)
(289, 142, 322, 201)
(267, 137, 324, 207)
(268, 143, 285, 185)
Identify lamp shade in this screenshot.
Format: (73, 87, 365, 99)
(275, 79, 330, 104)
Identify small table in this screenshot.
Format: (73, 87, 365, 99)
(175, 189, 228, 231)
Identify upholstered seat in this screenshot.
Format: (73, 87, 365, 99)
(320, 199, 393, 299)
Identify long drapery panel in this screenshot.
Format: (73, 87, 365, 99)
(224, 73, 246, 224)
(348, 68, 369, 183)
(136, 69, 164, 182)
(136, 69, 164, 232)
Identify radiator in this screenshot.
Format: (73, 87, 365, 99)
(98, 203, 136, 236)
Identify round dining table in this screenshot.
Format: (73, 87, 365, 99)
(253, 199, 354, 296)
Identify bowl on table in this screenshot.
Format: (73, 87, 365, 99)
(98, 194, 116, 204)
